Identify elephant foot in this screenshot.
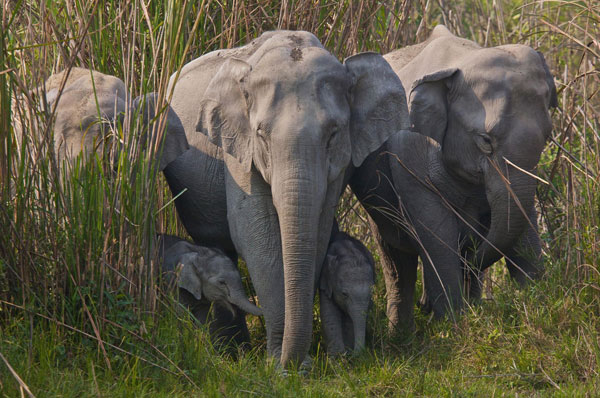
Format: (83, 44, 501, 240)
(386, 305, 415, 336)
(274, 355, 313, 377)
(385, 293, 416, 334)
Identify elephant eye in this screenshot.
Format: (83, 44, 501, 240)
(256, 125, 271, 148)
(475, 133, 493, 155)
(327, 125, 339, 150)
(257, 123, 269, 137)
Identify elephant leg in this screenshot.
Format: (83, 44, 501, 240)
(456, 244, 484, 301)
(465, 267, 484, 301)
(411, 205, 463, 320)
(421, 257, 477, 310)
(224, 163, 285, 359)
(320, 293, 345, 355)
(370, 218, 418, 333)
(504, 205, 543, 285)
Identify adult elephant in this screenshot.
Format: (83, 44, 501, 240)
(349, 25, 556, 329)
(15, 67, 189, 172)
(164, 30, 408, 367)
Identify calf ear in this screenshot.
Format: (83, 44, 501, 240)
(344, 52, 410, 167)
(177, 253, 203, 300)
(195, 58, 253, 172)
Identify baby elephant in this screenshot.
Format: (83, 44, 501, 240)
(158, 235, 261, 345)
(319, 227, 375, 356)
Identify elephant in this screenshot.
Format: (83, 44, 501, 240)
(158, 234, 262, 347)
(350, 130, 486, 322)
(319, 225, 374, 356)
(349, 25, 557, 330)
(163, 30, 409, 367)
(16, 67, 189, 172)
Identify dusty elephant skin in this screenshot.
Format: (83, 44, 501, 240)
(15, 67, 189, 171)
(319, 225, 375, 356)
(349, 25, 557, 330)
(350, 130, 483, 324)
(157, 234, 262, 348)
(164, 30, 409, 367)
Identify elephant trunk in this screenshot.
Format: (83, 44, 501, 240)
(476, 160, 536, 269)
(350, 305, 369, 353)
(274, 170, 324, 368)
(229, 291, 262, 316)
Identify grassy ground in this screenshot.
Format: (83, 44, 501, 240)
(1, 0, 599, 396)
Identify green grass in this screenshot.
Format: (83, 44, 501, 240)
(2, 266, 599, 396)
(1, 0, 599, 396)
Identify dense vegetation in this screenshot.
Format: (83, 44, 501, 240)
(1, 0, 599, 396)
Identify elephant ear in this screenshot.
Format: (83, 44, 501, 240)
(195, 58, 253, 172)
(319, 255, 336, 298)
(132, 93, 189, 171)
(535, 51, 558, 109)
(177, 253, 203, 300)
(345, 52, 410, 167)
(408, 68, 459, 145)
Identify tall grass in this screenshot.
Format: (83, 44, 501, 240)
(1, 0, 599, 395)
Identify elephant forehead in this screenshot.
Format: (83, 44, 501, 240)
(330, 256, 373, 277)
(247, 51, 351, 126)
(462, 48, 551, 102)
(55, 88, 125, 131)
(211, 255, 237, 272)
(457, 67, 549, 135)
(335, 269, 374, 290)
(51, 72, 127, 126)
(249, 46, 348, 86)
(245, 30, 324, 57)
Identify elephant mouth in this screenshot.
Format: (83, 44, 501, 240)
(220, 299, 236, 317)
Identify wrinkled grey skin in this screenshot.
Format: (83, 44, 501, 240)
(165, 30, 408, 367)
(351, 131, 476, 324)
(16, 67, 189, 171)
(349, 25, 556, 329)
(158, 234, 262, 347)
(319, 226, 374, 356)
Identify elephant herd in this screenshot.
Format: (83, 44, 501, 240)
(20, 26, 556, 370)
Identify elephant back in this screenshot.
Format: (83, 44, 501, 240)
(384, 25, 478, 74)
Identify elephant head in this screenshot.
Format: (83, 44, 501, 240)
(194, 31, 408, 366)
(402, 33, 557, 271)
(42, 68, 128, 165)
(320, 231, 375, 354)
(176, 249, 263, 317)
(32, 68, 189, 171)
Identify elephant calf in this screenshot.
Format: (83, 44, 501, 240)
(157, 234, 262, 347)
(319, 227, 375, 356)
